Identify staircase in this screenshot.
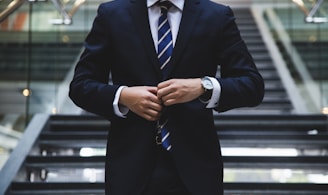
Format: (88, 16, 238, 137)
(1, 114, 328, 195)
(293, 42, 328, 81)
(0, 41, 83, 114)
(0, 42, 82, 81)
(1, 7, 328, 195)
(225, 8, 293, 114)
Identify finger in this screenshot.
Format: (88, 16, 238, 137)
(147, 86, 158, 95)
(147, 92, 163, 105)
(157, 79, 172, 90)
(147, 100, 163, 112)
(142, 113, 157, 121)
(142, 86, 162, 105)
(157, 83, 173, 99)
(157, 79, 171, 89)
(160, 86, 178, 102)
(162, 96, 177, 106)
(143, 109, 161, 121)
(148, 108, 162, 118)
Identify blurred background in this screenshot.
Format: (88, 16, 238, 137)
(0, 0, 327, 194)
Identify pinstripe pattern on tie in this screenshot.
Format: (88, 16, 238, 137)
(157, 0, 173, 79)
(157, 0, 172, 151)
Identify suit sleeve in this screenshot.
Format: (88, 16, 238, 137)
(69, 4, 120, 120)
(215, 6, 265, 112)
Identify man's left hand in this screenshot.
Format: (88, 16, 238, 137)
(157, 78, 204, 106)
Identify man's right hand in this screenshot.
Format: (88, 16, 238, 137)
(119, 86, 163, 121)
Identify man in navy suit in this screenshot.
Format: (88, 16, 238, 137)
(69, 0, 264, 194)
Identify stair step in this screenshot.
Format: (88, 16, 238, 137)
(23, 156, 328, 169)
(8, 182, 328, 195)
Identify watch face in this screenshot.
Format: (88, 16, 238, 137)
(202, 78, 213, 90)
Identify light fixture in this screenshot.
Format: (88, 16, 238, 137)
(292, 0, 305, 7)
(322, 107, 328, 115)
(52, 107, 57, 114)
(22, 88, 31, 97)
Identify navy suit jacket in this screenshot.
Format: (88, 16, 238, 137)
(69, 0, 264, 194)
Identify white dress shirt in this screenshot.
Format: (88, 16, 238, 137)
(113, 0, 221, 117)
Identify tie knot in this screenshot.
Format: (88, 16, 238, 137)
(158, 1, 172, 14)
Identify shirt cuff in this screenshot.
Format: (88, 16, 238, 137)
(206, 77, 221, 108)
(113, 86, 129, 118)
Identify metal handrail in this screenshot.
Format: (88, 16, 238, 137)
(0, 114, 49, 195)
(0, 0, 25, 23)
(0, 0, 86, 25)
(50, 0, 86, 25)
(293, 0, 327, 23)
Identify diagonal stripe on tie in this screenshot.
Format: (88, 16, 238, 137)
(161, 125, 172, 151)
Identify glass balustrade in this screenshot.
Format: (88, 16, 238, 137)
(251, 0, 328, 114)
(0, 0, 326, 128)
(0, 0, 103, 169)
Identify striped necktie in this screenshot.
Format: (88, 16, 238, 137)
(157, 0, 173, 151)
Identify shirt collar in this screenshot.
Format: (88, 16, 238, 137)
(147, 0, 184, 11)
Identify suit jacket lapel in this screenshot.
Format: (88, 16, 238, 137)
(128, 0, 203, 80)
(128, 0, 162, 80)
(168, 0, 202, 78)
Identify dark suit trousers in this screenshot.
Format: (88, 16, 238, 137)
(141, 146, 191, 195)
